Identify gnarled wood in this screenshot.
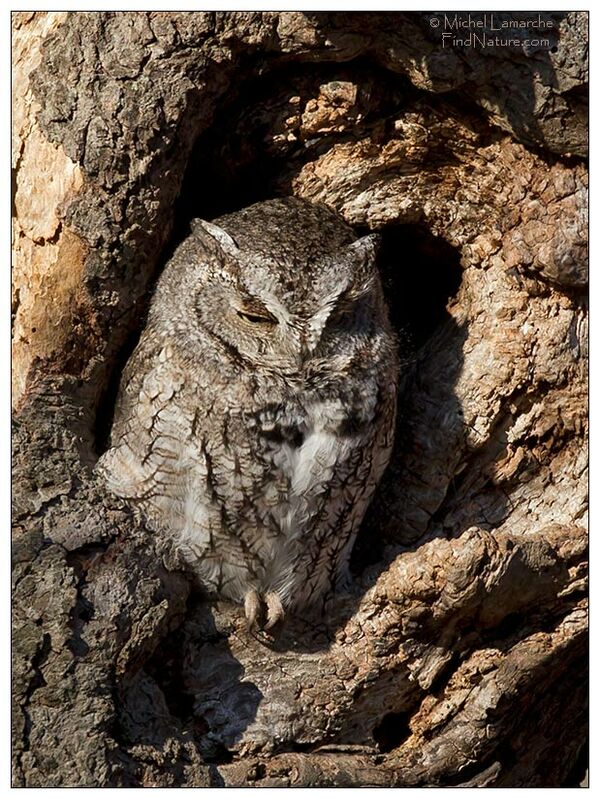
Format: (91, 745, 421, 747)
(12, 11, 587, 787)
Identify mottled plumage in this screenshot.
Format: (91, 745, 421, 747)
(96, 198, 398, 630)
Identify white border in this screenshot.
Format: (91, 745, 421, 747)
(4, 3, 592, 795)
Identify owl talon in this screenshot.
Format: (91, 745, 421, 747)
(264, 591, 285, 631)
(244, 589, 262, 631)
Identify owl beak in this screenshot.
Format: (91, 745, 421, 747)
(298, 330, 316, 365)
(290, 321, 316, 368)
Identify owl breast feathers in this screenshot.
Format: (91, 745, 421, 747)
(96, 197, 398, 631)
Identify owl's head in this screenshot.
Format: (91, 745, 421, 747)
(153, 199, 392, 377)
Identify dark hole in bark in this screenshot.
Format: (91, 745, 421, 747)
(351, 223, 462, 570)
(481, 610, 526, 643)
(250, 762, 267, 780)
(287, 741, 317, 753)
(202, 744, 235, 765)
(376, 223, 463, 350)
(144, 626, 197, 725)
(93, 51, 467, 457)
(168, 56, 420, 237)
(372, 710, 412, 753)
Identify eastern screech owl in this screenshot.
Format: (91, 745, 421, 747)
(96, 197, 398, 631)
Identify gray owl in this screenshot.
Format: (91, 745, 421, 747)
(96, 198, 398, 631)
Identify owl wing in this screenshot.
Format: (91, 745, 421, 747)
(96, 339, 192, 514)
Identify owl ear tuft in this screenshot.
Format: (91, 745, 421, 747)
(346, 233, 381, 264)
(192, 219, 240, 256)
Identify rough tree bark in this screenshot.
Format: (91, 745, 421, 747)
(12, 11, 588, 787)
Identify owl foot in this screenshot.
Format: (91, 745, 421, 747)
(264, 591, 285, 631)
(243, 589, 285, 634)
(244, 588, 262, 631)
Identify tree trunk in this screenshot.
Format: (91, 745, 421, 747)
(12, 11, 588, 788)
